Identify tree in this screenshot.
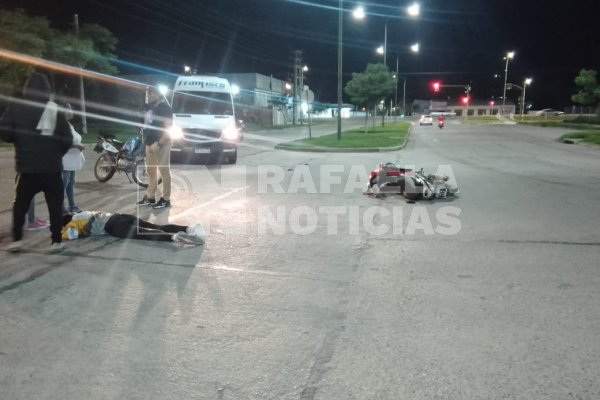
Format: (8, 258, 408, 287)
(571, 69, 600, 112)
(0, 9, 55, 95)
(0, 9, 119, 97)
(344, 63, 396, 130)
(78, 23, 119, 75)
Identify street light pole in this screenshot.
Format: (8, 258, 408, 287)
(383, 20, 387, 67)
(502, 51, 514, 111)
(337, 0, 343, 140)
(74, 14, 87, 135)
(521, 78, 532, 117)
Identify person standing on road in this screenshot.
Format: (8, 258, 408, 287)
(0, 72, 73, 253)
(61, 103, 85, 213)
(137, 85, 173, 209)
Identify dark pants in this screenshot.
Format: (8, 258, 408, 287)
(104, 213, 187, 241)
(13, 172, 64, 243)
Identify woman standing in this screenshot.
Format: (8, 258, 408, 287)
(62, 103, 85, 213)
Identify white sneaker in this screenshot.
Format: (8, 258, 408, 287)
(7, 240, 24, 253)
(173, 232, 205, 245)
(50, 242, 65, 253)
(187, 224, 207, 240)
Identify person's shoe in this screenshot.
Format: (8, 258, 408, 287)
(27, 219, 50, 231)
(187, 224, 206, 240)
(136, 195, 155, 206)
(173, 232, 204, 245)
(152, 198, 171, 209)
(7, 240, 24, 253)
(50, 242, 65, 254)
(69, 206, 83, 213)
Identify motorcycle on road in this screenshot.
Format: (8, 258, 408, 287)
(93, 131, 160, 188)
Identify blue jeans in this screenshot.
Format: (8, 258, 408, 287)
(62, 170, 76, 210)
(27, 197, 36, 223)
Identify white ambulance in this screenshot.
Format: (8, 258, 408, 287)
(169, 75, 240, 164)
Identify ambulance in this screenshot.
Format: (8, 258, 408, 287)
(168, 75, 240, 164)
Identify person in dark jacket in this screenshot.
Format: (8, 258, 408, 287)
(0, 73, 73, 253)
(137, 85, 173, 209)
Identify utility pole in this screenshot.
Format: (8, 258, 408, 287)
(394, 55, 399, 122)
(337, 0, 343, 140)
(292, 50, 304, 125)
(74, 14, 87, 134)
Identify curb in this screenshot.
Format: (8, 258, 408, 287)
(274, 126, 412, 153)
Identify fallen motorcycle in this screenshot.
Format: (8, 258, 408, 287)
(93, 132, 160, 188)
(365, 162, 459, 201)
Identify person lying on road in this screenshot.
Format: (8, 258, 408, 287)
(62, 211, 205, 246)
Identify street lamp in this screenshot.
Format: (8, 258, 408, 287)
(337, 1, 365, 140)
(381, 3, 420, 67)
(521, 77, 532, 117)
(376, 42, 418, 119)
(407, 2, 420, 17)
(502, 51, 515, 110)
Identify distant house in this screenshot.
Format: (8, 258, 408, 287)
(413, 99, 515, 117)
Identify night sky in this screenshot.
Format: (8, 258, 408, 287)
(4, 0, 600, 109)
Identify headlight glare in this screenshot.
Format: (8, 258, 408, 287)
(168, 125, 183, 140)
(222, 125, 239, 140)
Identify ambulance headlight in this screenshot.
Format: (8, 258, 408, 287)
(168, 125, 183, 140)
(222, 125, 239, 141)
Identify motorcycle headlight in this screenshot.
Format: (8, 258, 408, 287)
(168, 125, 183, 140)
(222, 125, 239, 141)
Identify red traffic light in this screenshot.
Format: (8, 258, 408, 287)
(489, 100, 495, 106)
(462, 96, 470, 105)
(431, 81, 441, 92)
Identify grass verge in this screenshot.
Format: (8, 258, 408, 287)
(463, 116, 504, 125)
(278, 122, 411, 149)
(516, 116, 600, 130)
(559, 131, 600, 145)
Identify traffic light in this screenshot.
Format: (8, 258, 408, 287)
(462, 96, 470, 105)
(431, 81, 441, 92)
(489, 100, 495, 106)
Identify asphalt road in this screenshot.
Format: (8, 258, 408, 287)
(1, 117, 599, 399)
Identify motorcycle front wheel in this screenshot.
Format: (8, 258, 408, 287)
(94, 154, 117, 182)
(132, 159, 162, 189)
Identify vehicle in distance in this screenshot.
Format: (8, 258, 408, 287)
(430, 111, 457, 117)
(533, 108, 565, 116)
(419, 115, 433, 125)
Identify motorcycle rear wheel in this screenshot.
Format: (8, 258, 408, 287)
(94, 154, 116, 182)
(132, 159, 162, 189)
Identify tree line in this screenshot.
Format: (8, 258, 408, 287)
(0, 8, 118, 99)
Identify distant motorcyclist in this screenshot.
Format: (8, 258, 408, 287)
(438, 115, 446, 128)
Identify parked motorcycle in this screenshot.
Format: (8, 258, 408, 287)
(93, 132, 160, 188)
